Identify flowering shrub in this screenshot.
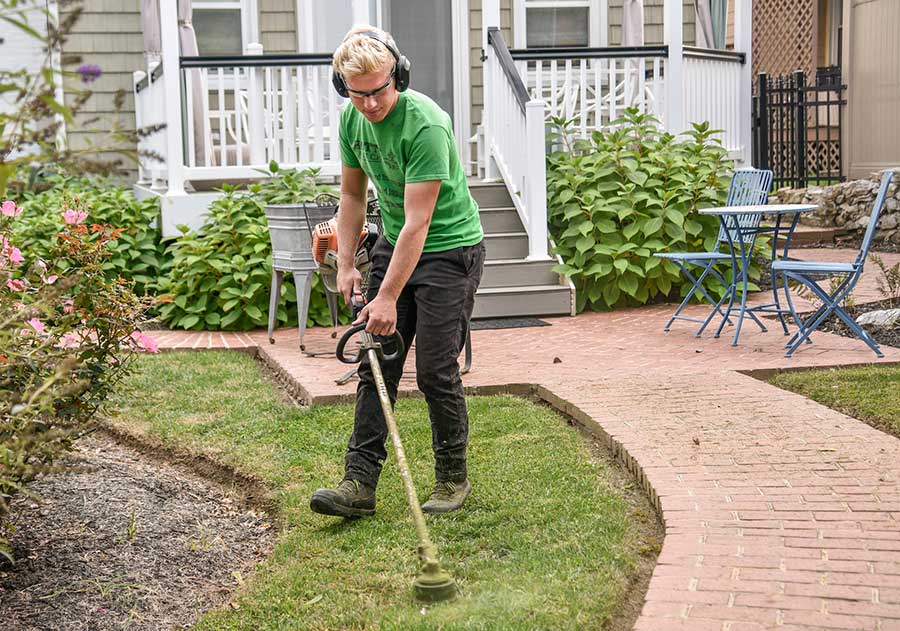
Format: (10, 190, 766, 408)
(11, 174, 169, 296)
(0, 199, 155, 561)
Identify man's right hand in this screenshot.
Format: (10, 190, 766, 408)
(337, 265, 363, 306)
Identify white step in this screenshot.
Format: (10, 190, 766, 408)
(469, 182, 513, 208)
(484, 232, 529, 260)
(479, 206, 523, 233)
(473, 284, 574, 319)
(481, 258, 561, 288)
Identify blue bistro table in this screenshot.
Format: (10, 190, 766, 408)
(698, 203, 819, 346)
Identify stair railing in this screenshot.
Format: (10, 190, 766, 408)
(484, 27, 550, 261)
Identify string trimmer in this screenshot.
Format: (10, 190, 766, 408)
(336, 296, 459, 603)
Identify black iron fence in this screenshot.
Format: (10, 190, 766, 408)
(752, 68, 847, 189)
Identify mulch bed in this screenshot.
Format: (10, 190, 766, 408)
(0, 433, 275, 631)
(802, 298, 900, 349)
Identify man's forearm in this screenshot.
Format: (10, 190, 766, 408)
(337, 192, 366, 270)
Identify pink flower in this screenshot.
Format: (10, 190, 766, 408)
(25, 318, 45, 334)
(130, 331, 159, 353)
(6, 278, 25, 292)
(8, 247, 23, 266)
(1, 200, 22, 217)
(43, 275, 58, 284)
(60, 332, 80, 348)
(62, 299, 74, 314)
(62, 209, 88, 225)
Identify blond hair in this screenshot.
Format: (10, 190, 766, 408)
(332, 25, 397, 80)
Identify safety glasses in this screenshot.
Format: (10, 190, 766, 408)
(345, 74, 394, 99)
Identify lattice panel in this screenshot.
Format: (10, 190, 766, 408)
(753, 0, 816, 78)
(807, 137, 842, 179)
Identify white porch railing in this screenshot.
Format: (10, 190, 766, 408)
(512, 46, 668, 137)
(134, 62, 168, 188)
(180, 46, 345, 182)
(683, 46, 746, 157)
(483, 28, 549, 261)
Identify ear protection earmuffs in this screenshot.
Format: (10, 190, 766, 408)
(332, 30, 411, 98)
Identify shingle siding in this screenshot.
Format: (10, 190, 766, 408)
(260, 0, 296, 53)
(60, 0, 143, 158)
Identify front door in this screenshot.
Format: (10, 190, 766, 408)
(296, 0, 467, 168)
(381, 0, 455, 122)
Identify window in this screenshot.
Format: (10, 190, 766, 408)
(193, 0, 258, 56)
(515, 0, 604, 49)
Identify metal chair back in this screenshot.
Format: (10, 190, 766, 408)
(716, 168, 774, 249)
(855, 170, 895, 269)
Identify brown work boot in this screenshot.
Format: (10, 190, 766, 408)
(310, 479, 375, 518)
(422, 479, 472, 514)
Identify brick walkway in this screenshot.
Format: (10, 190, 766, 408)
(152, 249, 900, 630)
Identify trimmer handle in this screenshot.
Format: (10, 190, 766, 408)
(335, 293, 404, 364)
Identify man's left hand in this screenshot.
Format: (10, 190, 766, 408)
(353, 294, 397, 336)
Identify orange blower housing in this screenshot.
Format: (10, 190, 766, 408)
(311, 216, 378, 293)
(311, 217, 371, 267)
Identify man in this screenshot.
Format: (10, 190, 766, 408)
(309, 26, 485, 518)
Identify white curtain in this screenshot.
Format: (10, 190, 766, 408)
(140, 0, 161, 61)
(178, 0, 208, 165)
(621, 0, 644, 47)
(695, 0, 728, 49)
(622, 0, 644, 109)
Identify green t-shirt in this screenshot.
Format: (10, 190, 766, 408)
(338, 90, 484, 252)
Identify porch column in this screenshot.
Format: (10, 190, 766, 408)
(663, 0, 684, 134)
(246, 43, 267, 166)
(133, 70, 148, 185)
(159, 0, 185, 195)
(735, 0, 753, 166)
(481, 0, 501, 180)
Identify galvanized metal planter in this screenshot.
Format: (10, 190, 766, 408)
(264, 203, 336, 271)
(264, 203, 338, 350)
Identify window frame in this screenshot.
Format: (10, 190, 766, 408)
(513, 0, 606, 49)
(192, 0, 259, 56)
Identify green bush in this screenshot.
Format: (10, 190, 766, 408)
(1, 198, 154, 560)
(11, 174, 168, 296)
(547, 108, 763, 312)
(158, 165, 342, 331)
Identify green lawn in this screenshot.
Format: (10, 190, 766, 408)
(769, 364, 900, 438)
(103, 351, 659, 630)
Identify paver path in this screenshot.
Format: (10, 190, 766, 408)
(152, 249, 900, 630)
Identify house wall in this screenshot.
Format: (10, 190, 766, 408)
(59, 0, 144, 162)
(260, 0, 296, 53)
(846, 0, 900, 179)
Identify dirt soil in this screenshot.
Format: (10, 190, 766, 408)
(806, 298, 900, 349)
(0, 432, 275, 631)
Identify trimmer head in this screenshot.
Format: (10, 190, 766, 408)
(412, 562, 458, 603)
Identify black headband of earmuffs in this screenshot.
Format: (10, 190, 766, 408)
(332, 30, 411, 97)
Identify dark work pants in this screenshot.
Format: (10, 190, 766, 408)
(344, 237, 485, 489)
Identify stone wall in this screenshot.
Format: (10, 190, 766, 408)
(771, 171, 900, 245)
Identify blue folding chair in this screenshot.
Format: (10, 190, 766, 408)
(774, 169, 895, 358)
(656, 168, 774, 336)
